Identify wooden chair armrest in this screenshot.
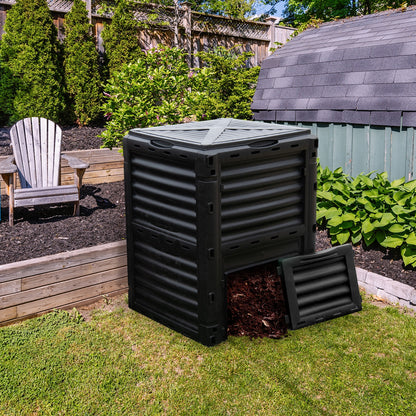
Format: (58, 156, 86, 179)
(61, 154, 90, 170)
(0, 156, 17, 174)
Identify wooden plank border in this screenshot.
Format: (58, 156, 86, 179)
(0, 148, 124, 193)
(0, 241, 128, 326)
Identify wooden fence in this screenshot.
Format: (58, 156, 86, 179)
(0, 0, 294, 67)
(0, 241, 128, 326)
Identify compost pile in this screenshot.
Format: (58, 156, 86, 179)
(227, 263, 288, 339)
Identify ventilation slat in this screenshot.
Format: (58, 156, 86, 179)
(299, 296, 353, 318)
(293, 261, 347, 283)
(134, 240, 197, 272)
(295, 273, 349, 296)
(221, 181, 302, 206)
(297, 285, 351, 308)
(222, 194, 302, 219)
(221, 155, 304, 180)
(222, 205, 303, 233)
(222, 169, 302, 193)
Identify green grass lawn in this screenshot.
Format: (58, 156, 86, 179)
(1, 295, 415, 416)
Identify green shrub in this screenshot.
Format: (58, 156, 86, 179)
(189, 46, 260, 121)
(64, 0, 102, 126)
(317, 164, 416, 268)
(0, 0, 67, 124)
(100, 45, 193, 149)
(101, 0, 143, 76)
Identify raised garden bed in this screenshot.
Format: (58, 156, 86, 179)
(0, 241, 127, 326)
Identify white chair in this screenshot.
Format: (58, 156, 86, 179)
(0, 117, 89, 225)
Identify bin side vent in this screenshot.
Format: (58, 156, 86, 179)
(279, 245, 362, 330)
(221, 152, 306, 244)
(129, 152, 198, 242)
(129, 225, 200, 337)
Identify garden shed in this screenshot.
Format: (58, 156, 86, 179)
(252, 7, 416, 181)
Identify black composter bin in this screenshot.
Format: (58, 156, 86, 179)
(124, 118, 318, 346)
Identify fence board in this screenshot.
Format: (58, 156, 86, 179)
(0, 241, 128, 326)
(0, 1, 295, 67)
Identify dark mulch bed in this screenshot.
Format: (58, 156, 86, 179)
(0, 181, 126, 265)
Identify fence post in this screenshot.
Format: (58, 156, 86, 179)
(84, 0, 92, 24)
(266, 17, 278, 55)
(182, 2, 192, 66)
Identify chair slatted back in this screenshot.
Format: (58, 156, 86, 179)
(10, 117, 62, 189)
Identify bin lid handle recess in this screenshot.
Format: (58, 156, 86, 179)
(151, 140, 174, 149)
(249, 139, 279, 148)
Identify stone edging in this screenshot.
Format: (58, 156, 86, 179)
(356, 267, 416, 311)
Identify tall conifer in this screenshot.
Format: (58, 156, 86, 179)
(64, 0, 102, 125)
(0, 0, 67, 124)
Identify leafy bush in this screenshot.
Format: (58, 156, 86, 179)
(0, 0, 67, 124)
(317, 164, 416, 267)
(189, 46, 260, 121)
(100, 45, 261, 149)
(64, 0, 103, 126)
(100, 46, 193, 149)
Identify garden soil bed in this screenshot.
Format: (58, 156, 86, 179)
(1, 125, 416, 338)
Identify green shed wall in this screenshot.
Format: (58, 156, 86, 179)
(282, 122, 415, 181)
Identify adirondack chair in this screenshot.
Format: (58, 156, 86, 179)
(0, 117, 89, 226)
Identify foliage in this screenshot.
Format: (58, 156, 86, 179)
(101, 45, 259, 149)
(100, 46, 193, 149)
(0, 299, 416, 415)
(189, 46, 260, 121)
(101, 0, 143, 76)
(64, 0, 102, 126)
(0, 0, 67, 124)
(317, 164, 416, 268)
(280, 0, 416, 26)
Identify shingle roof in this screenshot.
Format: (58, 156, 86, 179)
(252, 7, 416, 127)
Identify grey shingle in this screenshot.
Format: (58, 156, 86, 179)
(342, 111, 371, 125)
(394, 69, 416, 83)
(316, 110, 344, 123)
(273, 77, 294, 88)
(275, 110, 296, 121)
(262, 89, 283, 100)
(370, 43, 405, 57)
(308, 97, 358, 110)
(289, 75, 314, 87)
(402, 112, 416, 127)
(370, 111, 402, 126)
(268, 66, 287, 78)
(295, 110, 319, 122)
(269, 98, 310, 110)
(254, 110, 276, 121)
(364, 70, 396, 84)
(319, 50, 344, 62)
(298, 53, 321, 64)
(322, 85, 349, 97)
(342, 46, 372, 60)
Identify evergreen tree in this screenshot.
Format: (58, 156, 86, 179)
(64, 0, 102, 126)
(101, 0, 143, 76)
(0, 0, 67, 124)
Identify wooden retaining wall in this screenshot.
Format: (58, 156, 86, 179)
(0, 147, 124, 193)
(0, 241, 128, 326)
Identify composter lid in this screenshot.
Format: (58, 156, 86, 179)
(128, 118, 310, 149)
(278, 245, 362, 330)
